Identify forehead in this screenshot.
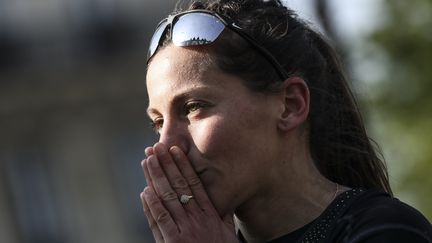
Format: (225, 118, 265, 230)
(146, 45, 226, 100)
(147, 44, 216, 83)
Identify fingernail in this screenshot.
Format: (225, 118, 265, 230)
(170, 146, 181, 158)
(154, 143, 166, 155)
(144, 147, 153, 156)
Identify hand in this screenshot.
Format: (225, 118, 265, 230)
(140, 143, 239, 243)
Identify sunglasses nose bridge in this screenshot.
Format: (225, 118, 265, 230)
(166, 14, 175, 24)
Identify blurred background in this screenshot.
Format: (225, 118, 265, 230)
(0, 0, 431, 242)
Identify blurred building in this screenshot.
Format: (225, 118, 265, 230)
(0, 0, 174, 242)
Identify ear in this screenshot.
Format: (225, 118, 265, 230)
(277, 77, 310, 131)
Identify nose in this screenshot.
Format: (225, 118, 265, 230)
(158, 118, 190, 154)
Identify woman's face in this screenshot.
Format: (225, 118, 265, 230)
(146, 45, 283, 215)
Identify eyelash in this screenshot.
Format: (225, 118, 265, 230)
(150, 118, 163, 134)
(184, 101, 207, 115)
(149, 101, 210, 134)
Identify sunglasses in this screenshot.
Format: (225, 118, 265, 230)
(147, 9, 288, 80)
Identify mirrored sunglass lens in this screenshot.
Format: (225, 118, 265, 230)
(149, 21, 168, 58)
(172, 13, 225, 47)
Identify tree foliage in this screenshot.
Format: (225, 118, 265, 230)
(367, 0, 432, 219)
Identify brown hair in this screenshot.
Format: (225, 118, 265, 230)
(153, 0, 392, 195)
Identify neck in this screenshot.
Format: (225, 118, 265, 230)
(234, 142, 342, 243)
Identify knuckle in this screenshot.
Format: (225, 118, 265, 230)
(186, 175, 201, 187)
(160, 190, 178, 202)
(147, 195, 160, 206)
(148, 219, 158, 230)
(171, 177, 189, 190)
(156, 211, 171, 224)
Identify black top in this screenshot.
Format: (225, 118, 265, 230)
(238, 189, 432, 243)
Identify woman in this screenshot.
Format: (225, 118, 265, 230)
(140, 0, 432, 242)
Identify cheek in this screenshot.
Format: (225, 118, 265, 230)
(189, 110, 267, 164)
(190, 115, 233, 157)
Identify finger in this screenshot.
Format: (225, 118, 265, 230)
(142, 159, 153, 187)
(141, 191, 164, 243)
(169, 146, 216, 214)
(153, 143, 199, 209)
(146, 154, 188, 221)
(143, 187, 179, 241)
(145, 146, 154, 157)
(222, 214, 236, 233)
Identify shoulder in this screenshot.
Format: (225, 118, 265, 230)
(348, 189, 430, 226)
(334, 189, 432, 243)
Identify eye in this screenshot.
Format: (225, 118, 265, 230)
(150, 117, 163, 134)
(184, 101, 208, 115)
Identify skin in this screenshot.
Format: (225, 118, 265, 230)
(141, 44, 347, 243)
